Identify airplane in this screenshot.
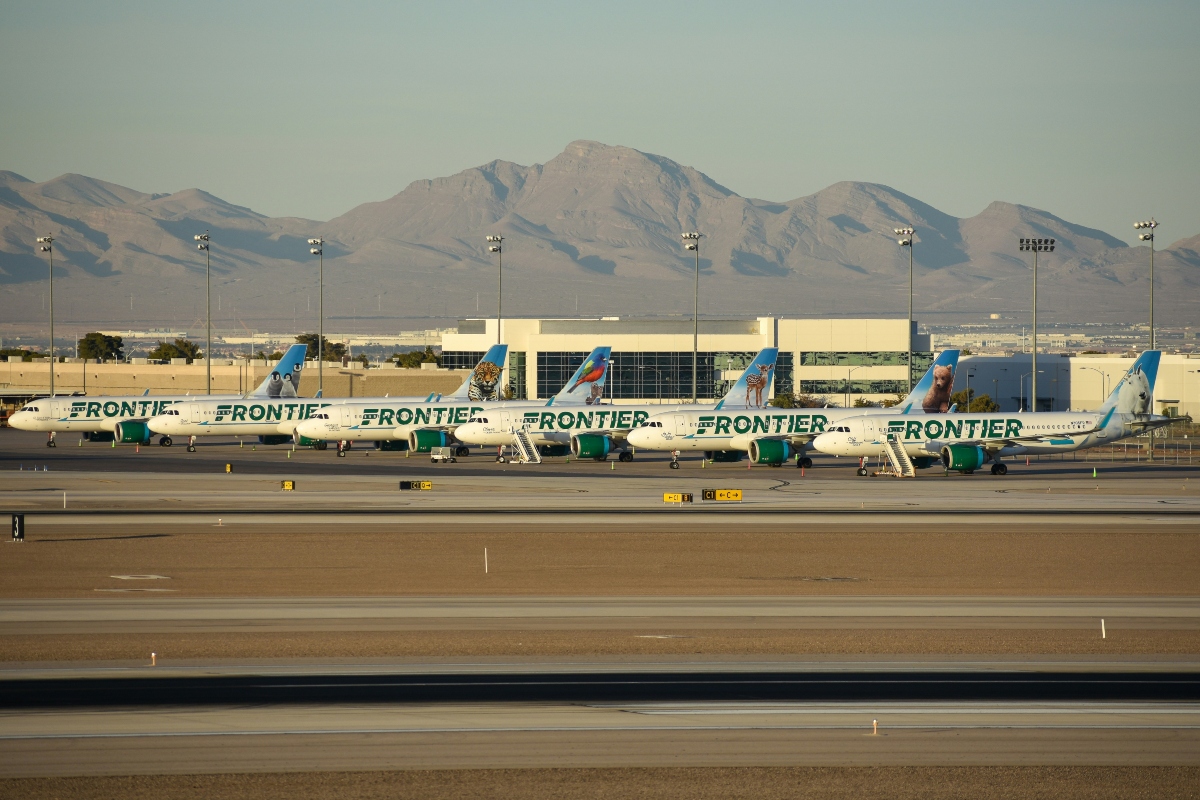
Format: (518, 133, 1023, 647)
(148, 344, 508, 453)
(625, 350, 962, 468)
(453, 347, 782, 464)
(6, 344, 308, 449)
(292, 345, 610, 458)
(810, 350, 1183, 476)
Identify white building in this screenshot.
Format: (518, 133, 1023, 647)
(441, 317, 931, 405)
(958, 353, 1200, 418)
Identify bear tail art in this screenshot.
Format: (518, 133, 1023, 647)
(898, 350, 960, 414)
(1099, 350, 1161, 415)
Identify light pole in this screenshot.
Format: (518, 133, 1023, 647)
(682, 232, 702, 403)
(486, 235, 503, 345)
(1134, 219, 1159, 350)
(894, 226, 915, 391)
(35, 235, 54, 397)
(194, 232, 211, 394)
(846, 365, 866, 408)
(1018, 237, 1055, 412)
(1081, 366, 1108, 408)
(308, 238, 324, 396)
(964, 368, 976, 412)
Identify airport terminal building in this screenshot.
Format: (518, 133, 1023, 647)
(441, 317, 932, 405)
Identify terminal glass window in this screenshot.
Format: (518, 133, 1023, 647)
(507, 351, 527, 400)
(440, 351, 485, 371)
(536, 352, 592, 399)
(799, 379, 909, 396)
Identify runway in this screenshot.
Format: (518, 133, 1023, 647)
(4, 698, 1200, 776)
(5, 596, 1200, 632)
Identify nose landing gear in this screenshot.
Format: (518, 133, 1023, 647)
(46, 432, 57, 448)
(669, 450, 680, 469)
(186, 435, 197, 452)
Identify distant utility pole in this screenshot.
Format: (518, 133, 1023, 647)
(894, 226, 915, 392)
(1018, 237, 1055, 411)
(308, 238, 325, 396)
(35, 235, 54, 397)
(682, 231, 703, 403)
(486, 235, 504, 345)
(1134, 219, 1159, 349)
(194, 231, 211, 394)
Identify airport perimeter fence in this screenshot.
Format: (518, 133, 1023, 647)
(1026, 435, 1197, 465)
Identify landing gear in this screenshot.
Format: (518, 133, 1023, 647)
(857, 467, 869, 476)
(186, 435, 197, 453)
(315, 441, 328, 451)
(618, 450, 634, 463)
(337, 440, 347, 458)
(496, 446, 507, 463)
(796, 456, 813, 469)
(46, 432, 56, 448)
(990, 462, 1008, 476)
(669, 449, 680, 469)
(159, 436, 172, 447)
(455, 446, 470, 458)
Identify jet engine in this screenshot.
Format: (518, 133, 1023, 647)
(940, 444, 987, 472)
(748, 438, 791, 465)
(114, 421, 151, 444)
(570, 434, 611, 460)
(409, 429, 450, 453)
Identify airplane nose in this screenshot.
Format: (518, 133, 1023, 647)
(455, 423, 481, 443)
(627, 429, 651, 448)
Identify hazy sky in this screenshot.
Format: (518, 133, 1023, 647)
(2, 0, 1197, 244)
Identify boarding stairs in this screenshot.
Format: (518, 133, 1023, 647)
(511, 427, 542, 464)
(883, 436, 915, 478)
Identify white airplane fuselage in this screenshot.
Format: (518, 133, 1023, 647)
(811, 410, 1169, 460)
(8, 395, 239, 434)
(148, 398, 334, 438)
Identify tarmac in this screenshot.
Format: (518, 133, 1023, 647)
(2, 427, 1199, 779)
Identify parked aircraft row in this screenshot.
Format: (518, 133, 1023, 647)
(7, 343, 1180, 476)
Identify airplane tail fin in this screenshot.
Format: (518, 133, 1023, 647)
(714, 348, 779, 410)
(901, 350, 961, 413)
(547, 346, 611, 406)
(446, 344, 508, 401)
(248, 344, 308, 398)
(1099, 350, 1161, 415)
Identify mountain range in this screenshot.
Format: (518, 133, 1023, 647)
(1, 140, 1196, 330)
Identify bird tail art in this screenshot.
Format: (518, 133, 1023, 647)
(547, 346, 612, 406)
(248, 344, 309, 399)
(714, 348, 778, 410)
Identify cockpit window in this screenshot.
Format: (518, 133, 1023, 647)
(25, 406, 40, 413)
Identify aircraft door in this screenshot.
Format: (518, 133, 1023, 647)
(189, 405, 201, 424)
(673, 415, 687, 436)
(339, 406, 352, 426)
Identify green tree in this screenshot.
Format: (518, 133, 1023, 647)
(853, 397, 880, 407)
(267, 351, 285, 361)
(0, 348, 44, 362)
(391, 346, 441, 368)
(77, 332, 124, 362)
(769, 392, 828, 409)
(880, 393, 906, 408)
(296, 334, 346, 362)
(949, 388, 1000, 413)
(148, 338, 202, 362)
